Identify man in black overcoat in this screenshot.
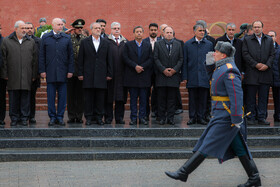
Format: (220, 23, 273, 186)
(77, 22, 113, 125)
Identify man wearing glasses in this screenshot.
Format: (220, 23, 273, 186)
(67, 19, 87, 124)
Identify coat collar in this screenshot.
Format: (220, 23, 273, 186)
(8, 31, 30, 41)
(108, 34, 127, 43)
(87, 35, 104, 53)
(191, 36, 206, 44)
(215, 57, 235, 68)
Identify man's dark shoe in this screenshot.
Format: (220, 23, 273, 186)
(48, 120, 56, 126)
(29, 118, 36, 124)
(167, 119, 175, 125)
(197, 119, 207, 125)
(21, 120, 28, 126)
(76, 119, 83, 123)
(175, 109, 183, 115)
(247, 120, 256, 125)
(159, 119, 165, 125)
(139, 118, 148, 125)
(258, 119, 270, 125)
(129, 120, 137, 125)
(104, 119, 112, 124)
(57, 120, 65, 126)
(67, 118, 76, 124)
(0, 120, 5, 125)
(97, 119, 104, 125)
(10, 121, 17, 126)
(85, 120, 92, 125)
(116, 119, 125, 124)
(187, 118, 196, 125)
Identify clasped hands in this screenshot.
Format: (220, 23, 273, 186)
(163, 68, 176, 77)
(255, 63, 268, 71)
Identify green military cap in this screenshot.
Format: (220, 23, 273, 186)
(71, 19, 85, 28)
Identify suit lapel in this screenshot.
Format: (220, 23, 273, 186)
(97, 37, 104, 53)
(170, 41, 177, 57)
(131, 40, 138, 56)
(88, 36, 97, 53)
(160, 40, 170, 58)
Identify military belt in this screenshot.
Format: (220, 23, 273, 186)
(211, 96, 230, 101)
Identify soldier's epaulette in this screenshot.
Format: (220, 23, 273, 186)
(226, 63, 233, 69)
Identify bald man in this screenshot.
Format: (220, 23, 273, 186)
(39, 18, 74, 126)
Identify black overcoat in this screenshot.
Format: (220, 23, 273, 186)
(106, 35, 127, 102)
(77, 36, 113, 89)
(242, 33, 275, 85)
(153, 39, 183, 88)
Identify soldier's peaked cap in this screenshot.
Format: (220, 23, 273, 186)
(71, 19, 85, 28)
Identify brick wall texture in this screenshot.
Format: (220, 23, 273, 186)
(1, 0, 280, 41)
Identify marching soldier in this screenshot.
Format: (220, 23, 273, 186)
(67, 19, 86, 124)
(165, 42, 261, 187)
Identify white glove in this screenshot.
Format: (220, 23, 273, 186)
(206, 52, 215, 65)
(233, 121, 243, 128)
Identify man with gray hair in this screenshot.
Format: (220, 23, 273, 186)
(39, 18, 74, 126)
(104, 22, 127, 124)
(215, 23, 244, 73)
(1, 20, 37, 126)
(182, 23, 213, 125)
(77, 22, 113, 125)
(196, 20, 215, 45)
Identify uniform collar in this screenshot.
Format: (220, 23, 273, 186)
(215, 57, 234, 68)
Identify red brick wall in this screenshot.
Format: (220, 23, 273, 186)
(1, 0, 280, 42)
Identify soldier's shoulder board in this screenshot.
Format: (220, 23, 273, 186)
(226, 63, 233, 69)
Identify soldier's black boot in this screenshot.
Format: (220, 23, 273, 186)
(237, 155, 261, 187)
(165, 151, 205, 182)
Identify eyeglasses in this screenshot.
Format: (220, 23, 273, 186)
(25, 27, 33, 29)
(112, 27, 120, 30)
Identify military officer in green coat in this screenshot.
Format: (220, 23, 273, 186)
(67, 19, 87, 124)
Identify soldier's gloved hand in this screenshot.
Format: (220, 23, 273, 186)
(233, 121, 243, 128)
(206, 52, 215, 65)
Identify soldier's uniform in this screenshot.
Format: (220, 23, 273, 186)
(165, 42, 261, 187)
(67, 19, 86, 123)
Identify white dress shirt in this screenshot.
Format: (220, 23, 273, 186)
(92, 36, 100, 52)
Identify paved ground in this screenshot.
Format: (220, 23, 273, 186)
(0, 158, 279, 187)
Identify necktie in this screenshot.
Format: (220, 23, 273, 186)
(116, 38, 119, 46)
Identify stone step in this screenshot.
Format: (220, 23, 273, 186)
(0, 147, 279, 161)
(0, 127, 279, 137)
(1, 136, 279, 148)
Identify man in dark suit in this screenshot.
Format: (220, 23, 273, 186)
(242, 20, 275, 125)
(215, 23, 244, 73)
(154, 26, 183, 125)
(77, 22, 113, 125)
(123, 26, 153, 125)
(39, 18, 74, 126)
(25, 22, 41, 124)
(143, 23, 161, 120)
(105, 22, 127, 125)
(182, 23, 213, 125)
(96, 19, 108, 39)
